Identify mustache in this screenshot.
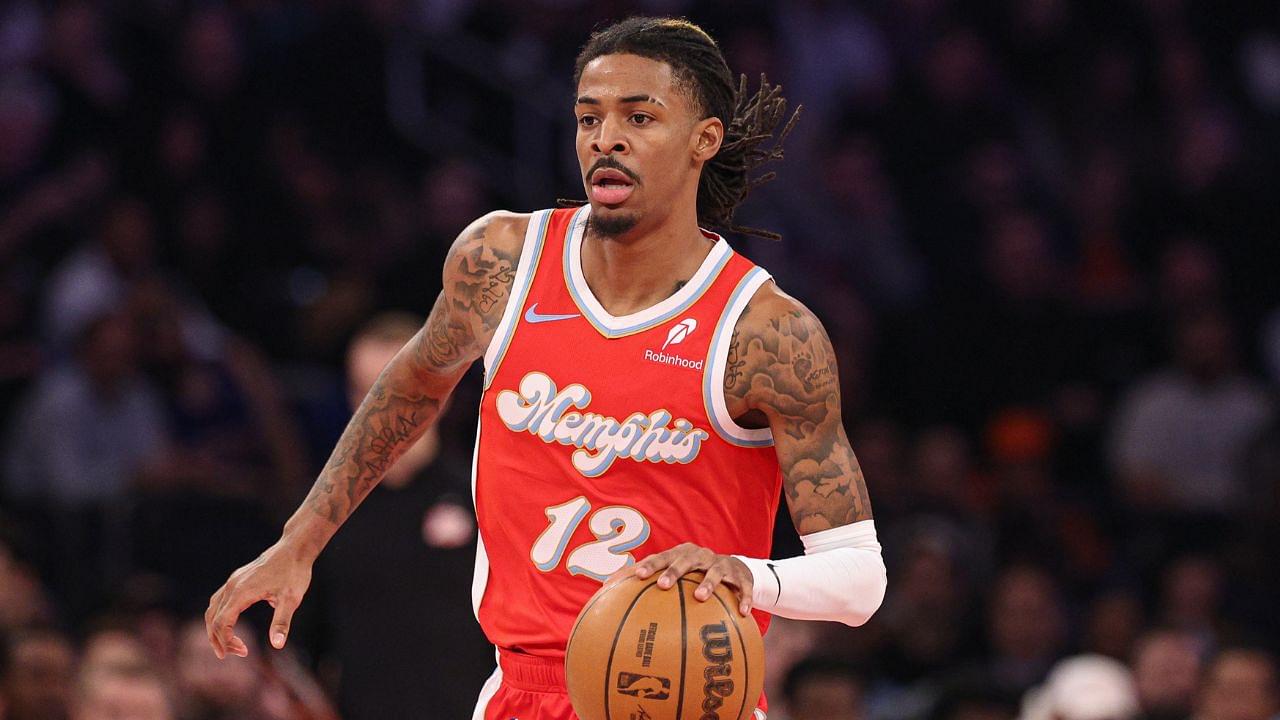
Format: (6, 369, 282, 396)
(586, 157, 641, 185)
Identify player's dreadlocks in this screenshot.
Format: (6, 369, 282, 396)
(564, 17, 801, 241)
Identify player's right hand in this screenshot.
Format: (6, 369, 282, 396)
(205, 541, 314, 659)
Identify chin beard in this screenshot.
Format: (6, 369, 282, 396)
(588, 210, 639, 238)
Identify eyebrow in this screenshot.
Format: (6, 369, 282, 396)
(575, 94, 666, 107)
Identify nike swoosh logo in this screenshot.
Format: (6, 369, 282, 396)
(524, 303, 580, 324)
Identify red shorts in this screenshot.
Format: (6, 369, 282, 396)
(474, 650, 578, 720)
(473, 649, 767, 720)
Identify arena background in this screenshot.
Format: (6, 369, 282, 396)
(3, 1, 1280, 719)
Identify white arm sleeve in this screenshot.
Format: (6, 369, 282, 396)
(733, 519, 887, 627)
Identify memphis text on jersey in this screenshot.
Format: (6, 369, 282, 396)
(495, 371, 710, 477)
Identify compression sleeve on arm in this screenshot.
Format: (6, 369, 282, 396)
(733, 519, 887, 627)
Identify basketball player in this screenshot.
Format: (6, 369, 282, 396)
(205, 17, 887, 719)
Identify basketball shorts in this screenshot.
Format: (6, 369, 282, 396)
(472, 649, 767, 720)
(473, 650, 577, 720)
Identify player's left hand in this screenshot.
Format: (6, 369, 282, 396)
(624, 543, 754, 616)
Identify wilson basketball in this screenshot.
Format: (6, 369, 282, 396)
(565, 571, 765, 720)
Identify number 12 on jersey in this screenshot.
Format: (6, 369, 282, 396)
(530, 496, 652, 581)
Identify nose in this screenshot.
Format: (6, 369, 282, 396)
(590, 116, 629, 155)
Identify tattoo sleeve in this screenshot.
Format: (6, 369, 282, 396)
(299, 215, 521, 528)
(726, 300, 872, 535)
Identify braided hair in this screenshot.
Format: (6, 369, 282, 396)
(565, 17, 801, 240)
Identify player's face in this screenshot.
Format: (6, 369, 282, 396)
(575, 53, 716, 237)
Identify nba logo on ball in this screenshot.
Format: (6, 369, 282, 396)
(565, 572, 765, 720)
(661, 318, 697, 350)
(617, 672, 671, 699)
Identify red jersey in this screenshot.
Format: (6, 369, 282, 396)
(471, 206, 782, 658)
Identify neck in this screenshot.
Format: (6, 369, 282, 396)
(581, 202, 714, 316)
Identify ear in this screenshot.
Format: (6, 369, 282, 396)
(691, 116, 724, 163)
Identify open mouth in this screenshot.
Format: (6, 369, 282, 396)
(589, 167, 636, 205)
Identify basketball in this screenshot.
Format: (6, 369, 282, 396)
(565, 571, 765, 720)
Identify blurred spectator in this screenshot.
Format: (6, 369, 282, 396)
(307, 312, 490, 720)
(1082, 591, 1145, 662)
(909, 425, 980, 517)
(763, 618, 829, 712)
(928, 680, 1018, 720)
(1158, 242, 1224, 315)
(878, 522, 979, 684)
(174, 616, 337, 720)
(1196, 649, 1279, 720)
(0, 535, 52, 632)
(41, 1, 128, 149)
(42, 197, 157, 351)
(984, 565, 1066, 694)
(783, 656, 866, 720)
(987, 409, 1055, 514)
(125, 278, 304, 612)
(1132, 629, 1204, 720)
(807, 131, 925, 310)
(70, 666, 172, 720)
(1110, 306, 1273, 517)
(1069, 147, 1142, 313)
(172, 619, 264, 720)
(128, 278, 305, 503)
(3, 309, 167, 620)
(78, 630, 148, 679)
(4, 309, 165, 506)
(985, 409, 1113, 587)
(968, 210, 1075, 413)
(0, 72, 56, 190)
(1021, 655, 1140, 720)
(0, 627, 74, 720)
(1158, 556, 1225, 644)
(180, 620, 249, 716)
(178, 6, 244, 105)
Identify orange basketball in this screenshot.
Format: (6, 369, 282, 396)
(565, 571, 765, 720)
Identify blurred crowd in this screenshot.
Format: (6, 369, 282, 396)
(2, 0, 1280, 719)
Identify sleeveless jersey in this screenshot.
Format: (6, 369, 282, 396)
(471, 206, 782, 657)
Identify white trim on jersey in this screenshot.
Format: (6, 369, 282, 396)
(564, 205, 734, 337)
(469, 413, 489, 620)
(470, 533, 490, 621)
(703, 266, 775, 447)
(483, 208, 553, 387)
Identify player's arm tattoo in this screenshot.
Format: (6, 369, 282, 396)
(415, 218, 517, 373)
(726, 298, 872, 534)
(306, 373, 441, 524)
(304, 215, 522, 525)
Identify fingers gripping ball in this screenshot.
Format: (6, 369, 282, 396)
(566, 571, 764, 720)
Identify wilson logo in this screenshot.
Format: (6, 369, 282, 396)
(699, 622, 735, 719)
(661, 318, 697, 350)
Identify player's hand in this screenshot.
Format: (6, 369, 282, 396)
(205, 541, 314, 659)
(630, 543, 753, 616)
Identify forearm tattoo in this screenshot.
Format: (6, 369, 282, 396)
(306, 377, 439, 524)
(726, 302, 872, 534)
(305, 216, 520, 525)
